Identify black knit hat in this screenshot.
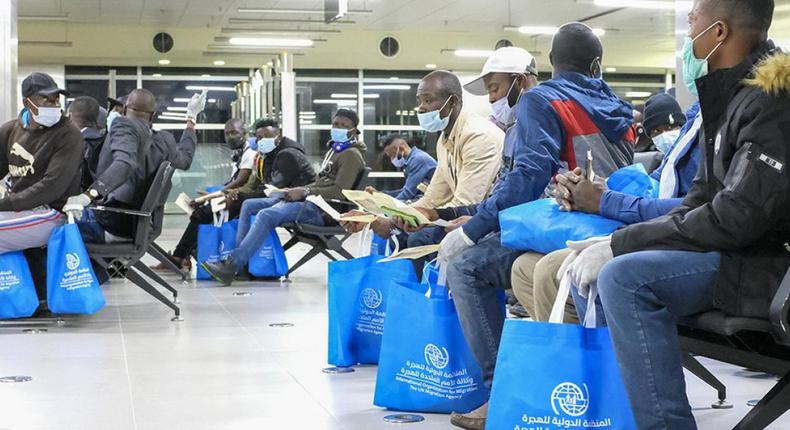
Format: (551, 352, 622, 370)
(643, 93, 686, 135)
(334, 108, 359, 128)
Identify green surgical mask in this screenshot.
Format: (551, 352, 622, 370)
(682, 20, 724, 97)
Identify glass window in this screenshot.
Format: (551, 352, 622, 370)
(116, 79, 137, 100)
(65, 79, 110, 106)
(362, 84, 418, 127)
(142, 79, 238, 124)
(295, 81, 360, 160)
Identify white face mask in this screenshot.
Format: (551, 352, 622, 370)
(29, 100, 62, 127)
(652, 129, 681, 154)
(491, 78, 519, 127)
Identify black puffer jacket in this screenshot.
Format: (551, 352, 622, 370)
(612, 42, 790, 318)
(263, 137, 315, 188)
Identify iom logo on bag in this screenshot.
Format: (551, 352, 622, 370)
(65, 253, 81, 271)
(551, 382, 590, 417)
(424, 343, 449, 369)
(359, 288, 383, 309)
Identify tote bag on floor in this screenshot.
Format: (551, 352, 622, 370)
(0, 251, 39, 318)
(327, 254, 416, 367)
(47, 223, 105, 314)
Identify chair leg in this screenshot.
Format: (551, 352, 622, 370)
(333, 246, 355, 260)
(282, 235, 300, 251)
(681, 353, 730, 407)
(132, 261, 178, 302)
(286, 245, 325, 276)
(734, 370, 790, 430)
(319, 248, 338, 262)
(148, 242, 187, 281)
(125, 267, 181, 319)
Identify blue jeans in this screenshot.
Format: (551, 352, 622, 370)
(571, 281, 607, 326)
(446, 233, 522, 390)
(598, 250, 720, 430)
(232, 197, 324, 269)
(77, 209, 106, 244)
(407, 226, 447, 279)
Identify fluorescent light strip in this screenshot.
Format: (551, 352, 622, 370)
(625, 91, 652, 98)
(173, 98, 217, 103)
(166, 107, 189, 112)
(238, 8, 372, 14)
(313, 99, 358, 105)
(331, 93, 380, 99)
(593, 0, 690, 10)
(185, 85, 236, 92)
(362, 85, 411, 91)
(229, 37, 314, 47)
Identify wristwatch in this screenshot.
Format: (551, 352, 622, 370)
(86, 189, 100, 200)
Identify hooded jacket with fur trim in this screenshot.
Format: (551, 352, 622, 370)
(612, 42, 790, 318)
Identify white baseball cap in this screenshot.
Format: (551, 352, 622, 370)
(463, 47, 538, 96)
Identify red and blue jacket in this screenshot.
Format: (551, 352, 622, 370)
(462, 72, 636, 243)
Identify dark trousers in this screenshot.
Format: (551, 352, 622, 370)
(172, 193, 252, 259)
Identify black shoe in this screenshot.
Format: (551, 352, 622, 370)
(509, 302, 530, 319)
(201, 257, 237, 286)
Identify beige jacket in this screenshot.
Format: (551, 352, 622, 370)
(412, 108, 503, 210)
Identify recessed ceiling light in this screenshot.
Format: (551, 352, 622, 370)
(626, 91, 652, 98)
(158, 59, 171, 65)
(213, 60, 226, 66)
(425, 64, 437, 69)
(605, 67, 617, 72)
(152, 73, 163, 77)
(229, 37, 314, 47)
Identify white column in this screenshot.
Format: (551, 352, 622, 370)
(675, 0, 694, 109)
(280, 51, 297, 139)
(0, 0, 18, 122)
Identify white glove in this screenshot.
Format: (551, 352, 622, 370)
(186, 89, 207, 122)
(62, 193, 92, 222)
(568, 239, 614, 297)
(556, 235, 612, 283)
(437, 227, 474, 266)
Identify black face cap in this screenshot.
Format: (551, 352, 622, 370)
(21, 72, 70, 98)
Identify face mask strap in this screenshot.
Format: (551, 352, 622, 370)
(589, 57, 603, 79)
(437, 95, 455, 120)
(692, 20, 725, 61)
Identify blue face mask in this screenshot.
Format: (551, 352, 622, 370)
(682, 21, 723, 97)
(106, 111, 121, 133)
(652, 129, 681, 154)
(331, 127, 352, 144)
(391, 149, 407, 169)
(418, 96, 454, 133)
(257, 137, 277, 154)
(247, 136, 258, 151)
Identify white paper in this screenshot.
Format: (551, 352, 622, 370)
(378, 244, 442, 262)
(175, 192, 194, 216)
(306, 195, 343, 220)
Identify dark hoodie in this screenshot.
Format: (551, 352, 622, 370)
(263, 136, 315, 188)
(308, 140, 367, 202)
(0, 110, 84, 212)
(463, 71, 635, 242)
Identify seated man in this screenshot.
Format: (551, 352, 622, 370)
(67, 96, 106, 191)
(366, 134, 437, 202)
(201, 109, 368, 286)
(441, 24, 636, 430)
(0, 73, 83, 253)
(152, 117, 258, 271)
(642, 93, 687, 154)
(563, 1, 788, 428)
(342, 69, 506, 274)
(511, 93, 701, 323)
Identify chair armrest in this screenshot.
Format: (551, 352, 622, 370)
(91, 205, 152, 217)
(770, 266, 790, 345)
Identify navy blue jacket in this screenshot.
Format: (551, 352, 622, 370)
(383, 147, 437, 201)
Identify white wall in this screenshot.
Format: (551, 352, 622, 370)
(16, 63, 65, 114)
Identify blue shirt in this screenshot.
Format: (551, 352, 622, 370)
(599, 102, 702, 224)
(383, 147, 437, 201)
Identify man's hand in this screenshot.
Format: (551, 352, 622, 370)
(186, 89, 207, 122)
(445, 215, 472, 232)
(371, 217, 394, 238)
(555, 167, 607, 214)
(224, 189, 240, 201)
(437, 227, 474, 266)
(393, 215, 423, 233)
(416, 207, 439, 222)
(283, 188, 308, 202)
(340, 210, 372, 233)
(364, 186, 377, 194)
(62, 193, 92, 221)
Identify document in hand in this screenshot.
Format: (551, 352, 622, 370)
(264, 184, 287, 196)
(341, 190, 449, 228)
(306, 195, 377, 224)
(175, 192, 194, 216)
(377, 244, 441, 263)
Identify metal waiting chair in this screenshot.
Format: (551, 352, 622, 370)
(86, 162, 182, 320)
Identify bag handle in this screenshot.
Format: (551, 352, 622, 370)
(385, 233, 400, 257)
(583, 285, 598, 329)
(358, 224, 371, 256)
(550, 272, 572, 323)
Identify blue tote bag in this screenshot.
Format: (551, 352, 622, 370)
(485, 282, 637, 430)
(500, 164, 658, 254)
(327, 254, 417, 367)
(196, 224, 222, 280)
(47, 223, 105, 314)
(0, 251, 39, 318)
(247, 217, 288, 277)
(373, 268, 488, 414)
(369, 234, 389, 256)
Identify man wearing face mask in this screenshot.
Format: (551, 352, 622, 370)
(201, 109, 367, 286)
(442, 24, 636, 430)
(555, 1, 790, 428)
(511, 93, 702, 324)
(365, 134, 436, 202)
(64, 88, 159, 243)
(642, 93, 686, 155)
(0, 73, 84, 253)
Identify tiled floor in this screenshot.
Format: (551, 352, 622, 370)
(0, 216, 788, 429)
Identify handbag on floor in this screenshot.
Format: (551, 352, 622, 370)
(327, 254, 416, 367)
(0, 251, 40, 318)
(373, 263, 488, 414)
(500, 164, 658, 254)
(47, 221, 105, 314)
(484, 280, 637, 429)
(196, 211, 233, 280)
(247, 217, 288, 277)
